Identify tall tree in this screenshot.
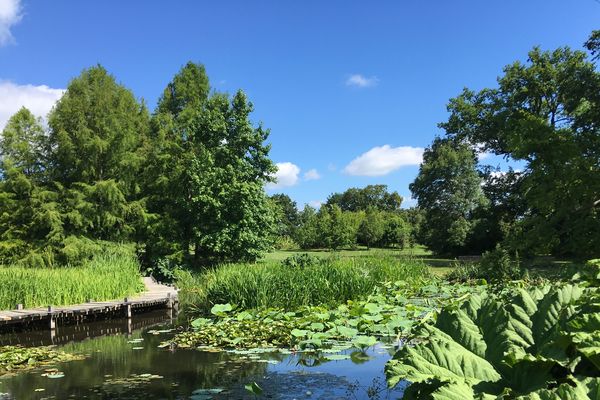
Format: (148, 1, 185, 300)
(145, 62, 276, 265)
(441, 43, 600, 258)
(357, 208, 385, 249)
(410, 138, 487, 256)
(270, 193, 300, 238)
(47, 65, 150, 242)
(0, 109, 63, 265)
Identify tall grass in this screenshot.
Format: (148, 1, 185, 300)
(0, 247, 144, 310)
(176, 255, 431, 314)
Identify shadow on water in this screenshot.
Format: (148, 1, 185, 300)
(0, 312, 407, 399)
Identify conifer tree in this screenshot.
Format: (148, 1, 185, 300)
(47, 65, 150, 242)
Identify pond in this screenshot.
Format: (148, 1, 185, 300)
(0, 311, 407, 399)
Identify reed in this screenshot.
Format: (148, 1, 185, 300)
(176, 254, 431, 314)
(0, 247, 143, 310)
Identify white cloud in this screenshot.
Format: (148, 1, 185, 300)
(303, 168, 321, 181)
(0, 0, 22, 46)
(266, 162, 301, 189)
(478, 151, 492, 161)
(308, 200, 323, 209)
(343, 145, 424, 177)
(0, 81, 65, 130)
(345, 74, 378, 88)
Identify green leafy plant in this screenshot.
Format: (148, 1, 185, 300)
(386, 261, 600, 399)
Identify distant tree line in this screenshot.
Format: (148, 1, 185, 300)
(0, 63, 276, 268)
(270, 185, 419, 251)
(411, 31, 600, 259)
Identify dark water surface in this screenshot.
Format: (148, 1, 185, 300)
(0, 311, 406, 399)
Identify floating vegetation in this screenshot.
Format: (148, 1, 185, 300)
(0, 345, 85, 375)
(103, 373, 164, 387)
(170, 281, 485, 353)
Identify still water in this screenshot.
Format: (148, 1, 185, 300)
(0, 311, 407, 399)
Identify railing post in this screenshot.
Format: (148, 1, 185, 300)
(166, 292, 173, 309)
(48, 305, 55, 330)
(16, 304, 23, 310)
(124, 298, 132, 319)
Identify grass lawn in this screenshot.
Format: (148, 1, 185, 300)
(262, 246, 455, 277)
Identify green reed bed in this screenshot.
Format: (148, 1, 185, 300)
(0, 250, 143, 310)
(176, 254, 431, 314)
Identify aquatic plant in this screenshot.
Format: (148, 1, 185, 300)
(171, 280, 483, 351)
(0, 345, 85, 375)
(0, 246, 143, 309)
(176, 255, 431, 314)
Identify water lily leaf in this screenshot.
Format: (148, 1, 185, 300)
(352, 335, 377, 350)
(336, 326, 358, 338)
(325, 354, 351, 361)
(191, 318, 213, 329)
(211, 303, 234, 316)
(291, 329, 308, 338)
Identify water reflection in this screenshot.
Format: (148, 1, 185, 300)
(0, 313, 406, 399)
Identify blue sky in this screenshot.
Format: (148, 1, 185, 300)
(0, 1, 598, 208)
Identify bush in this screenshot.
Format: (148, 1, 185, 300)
(273, 235, 298, 251)
(445, 262, 483, 282)
(479, 245, 522, 282)
(144, 257, 182, 283)
(176, 255, 431, 314)
(281, 253, 323, 269)
(446, 245, 524, 283)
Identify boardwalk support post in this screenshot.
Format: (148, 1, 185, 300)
(16, 304, 23, 310)
(48, 305, 55, 330)
(167, 292, 173, 309)
(124, 298, 132, 318)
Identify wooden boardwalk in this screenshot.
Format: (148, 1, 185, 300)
(0, 277, 178, 330)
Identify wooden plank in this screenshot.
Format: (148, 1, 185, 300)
(0, 278, 178, 329)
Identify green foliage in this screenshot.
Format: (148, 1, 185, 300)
(445, 262, 484, 283)
(479, 245, 523, 282)
(270, 193, 300, 238)
(386, 266, 600, 399)
(175, 255, 431, 314)
(144, 62, 276, 266)
(442, 43, 600, 259)
(357, 208, 385, 249)
(173, 278, 480, 351)
(381, 214, 411, 249)
(272, 235, 298, 251)
(410, 137, 487, 256)
(281, 253, 323, 269)
(0, 243, 143, 309)
(0, 345, 85, 375)
(326, 184, 403, 212)
(47, 65, 149, 241)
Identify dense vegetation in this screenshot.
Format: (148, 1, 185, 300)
(270, 186, 416, 251)
(0, 244, 143, 309)
(0, 62, 275, 272)
(176, 254, 430, 313)
(412, 33, 600, 259)
(386, 260, 600, 399)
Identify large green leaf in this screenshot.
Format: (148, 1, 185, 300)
(386, 282, 600, 398)
(386, 325, 501, 388)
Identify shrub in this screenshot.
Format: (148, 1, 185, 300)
(281, 253, 323, 269)
(479, 244, 523, 282)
